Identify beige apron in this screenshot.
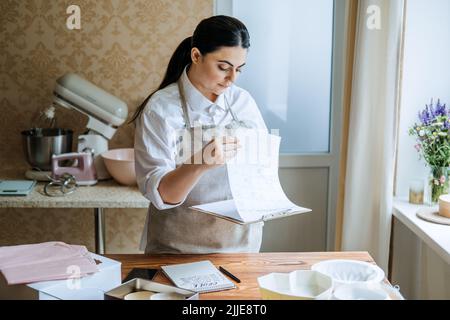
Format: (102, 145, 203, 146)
(141, 80, 264, 254)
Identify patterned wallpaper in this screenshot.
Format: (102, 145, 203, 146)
(0, 0, 212, 253)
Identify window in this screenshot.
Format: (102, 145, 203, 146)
(231, 0, 334, 153)
(396, 0, 450, 196)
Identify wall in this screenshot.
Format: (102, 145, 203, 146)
(0, 0, 212, 253)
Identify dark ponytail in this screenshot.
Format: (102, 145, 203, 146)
(130, 15, 250, 123)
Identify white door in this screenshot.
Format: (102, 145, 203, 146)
(215, 0, 347, 251)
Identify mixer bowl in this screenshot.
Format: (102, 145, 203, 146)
(101, 148, 136, 186)
(21, 128, 73, 170)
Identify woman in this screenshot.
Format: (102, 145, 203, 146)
(133, 15, 268, 254)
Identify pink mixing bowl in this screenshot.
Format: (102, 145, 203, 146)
(101, 148, 136, 186)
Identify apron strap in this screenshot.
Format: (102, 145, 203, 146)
(225, 94, 240, 123)
(177, 80, 192, 128)
(178, 78, 243, 129)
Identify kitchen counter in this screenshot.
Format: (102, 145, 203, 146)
(393, 198, 450, 265)
(0, 179, 149, 208)
(1, 168, 150, 254)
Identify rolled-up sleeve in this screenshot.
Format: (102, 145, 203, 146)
(134, 98, 185, 210)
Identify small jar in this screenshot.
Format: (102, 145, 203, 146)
(409, 179, 424, 204)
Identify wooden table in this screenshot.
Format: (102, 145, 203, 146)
(106, 251, 382, 300)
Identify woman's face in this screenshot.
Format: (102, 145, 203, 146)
(189, 46, 247, 101)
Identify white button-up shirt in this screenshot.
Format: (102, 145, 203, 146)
(134, 68, 267, 210)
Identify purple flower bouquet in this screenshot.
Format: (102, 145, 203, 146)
(409, 99, 450, 203)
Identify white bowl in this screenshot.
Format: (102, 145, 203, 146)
(257, 270, 333, 300)
(311, 259, 385, 286)
(101, 148, 136, 186)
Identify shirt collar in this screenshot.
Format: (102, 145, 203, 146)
(180, 66, 227, 112)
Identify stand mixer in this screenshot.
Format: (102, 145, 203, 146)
(52, 73, 129, 180)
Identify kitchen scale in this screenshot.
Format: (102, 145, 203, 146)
(0, 180, 37, 196)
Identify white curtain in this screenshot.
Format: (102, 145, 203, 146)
(341, 0, 405, 272)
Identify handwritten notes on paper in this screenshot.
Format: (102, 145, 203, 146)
(226, 130, 309, 223)
(191, 129, 311, 224)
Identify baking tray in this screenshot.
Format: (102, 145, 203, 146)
(104, 278, 199, 300)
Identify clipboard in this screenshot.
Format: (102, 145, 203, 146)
(190, 199, 312, 225)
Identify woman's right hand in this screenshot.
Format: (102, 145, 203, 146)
(190, 136, 241, 169)
(159, 136, 241, 205)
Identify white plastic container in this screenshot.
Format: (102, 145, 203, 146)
(257, 270, 333, 300)
(332, 283, 390, 300)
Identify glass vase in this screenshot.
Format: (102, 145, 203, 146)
(426, 166, 449, 205)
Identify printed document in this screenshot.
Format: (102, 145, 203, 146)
(190, 130, 311, 224)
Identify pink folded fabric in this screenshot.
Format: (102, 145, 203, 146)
(0, 242, 87, 269)
(0, 242, 99, 285)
